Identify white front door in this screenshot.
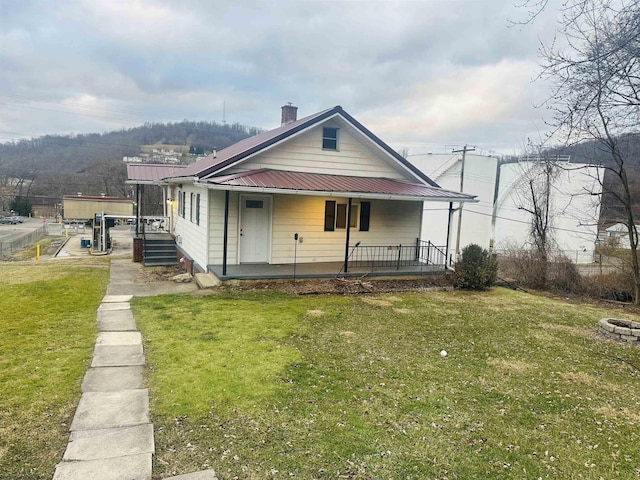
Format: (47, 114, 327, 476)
(239, 195, 271, 263)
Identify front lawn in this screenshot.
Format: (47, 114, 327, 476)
(0, 262, 109, 478)
(134, 289, 640, 479)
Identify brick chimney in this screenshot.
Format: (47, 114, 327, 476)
(281, 103, 298, 126)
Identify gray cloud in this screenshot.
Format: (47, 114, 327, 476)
(0, 0, 563, 151)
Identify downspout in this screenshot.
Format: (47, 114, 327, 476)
(344, 197, 353, 274)
(445, 202, 453, 269)
(223, 190, 229, 276)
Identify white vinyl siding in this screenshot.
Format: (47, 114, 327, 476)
(225, 122, 408, 179)
(173, 184, 208, 269)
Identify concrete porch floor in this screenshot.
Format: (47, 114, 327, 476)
(208, 261, 447, 281)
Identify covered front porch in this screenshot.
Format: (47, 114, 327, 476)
(209, 239, 450, 281)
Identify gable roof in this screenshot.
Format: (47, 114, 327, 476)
(177, 106, 439, 187)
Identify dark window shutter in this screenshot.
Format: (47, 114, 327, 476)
(359, 201, 370, 231)
(324, 200, 336, 231)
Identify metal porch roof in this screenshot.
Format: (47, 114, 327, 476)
(201, 169, 475, 202)
(126, 164, 188, 183)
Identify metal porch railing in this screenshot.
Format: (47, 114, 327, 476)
(348, 239, 448, 270)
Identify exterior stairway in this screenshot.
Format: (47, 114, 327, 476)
(143, 234, 177, 266)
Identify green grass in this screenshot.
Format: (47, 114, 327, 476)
(134, 289, 640, 480)
(0, 262, 109, 478)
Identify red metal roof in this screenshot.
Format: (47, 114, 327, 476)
(202, 169, 474, 201)
(126, 163, 187, 182)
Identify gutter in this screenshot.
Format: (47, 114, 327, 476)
(194, 181, 478, 204)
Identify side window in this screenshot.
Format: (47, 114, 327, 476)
(189, 193, 194, 222)
(322, 127, 338, 150)
(182, 192, 186, 218)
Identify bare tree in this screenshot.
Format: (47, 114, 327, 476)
(510, 154, 562, 287)
(532, 0, 640, 301)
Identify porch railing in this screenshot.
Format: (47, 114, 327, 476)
(348, 239, 448, 270)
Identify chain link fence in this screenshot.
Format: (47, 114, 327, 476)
(0, 226, 47, 258)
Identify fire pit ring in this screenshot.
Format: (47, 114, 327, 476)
(599, 318, 640, 345)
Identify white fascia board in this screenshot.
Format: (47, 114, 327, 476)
(195, 181, 477, 203)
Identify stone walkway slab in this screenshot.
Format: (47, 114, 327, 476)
(70, 389, 149, 431)
(82, 366, 144, 392)
(63, 424, 154, 461)
(102, 294, 133, 303)
(98, 302, 131, 312)
(96, 331, 142, 346)
(53, 453, 151, 480)
(92, 344, 145, 367)
(97, 309, 137, 331)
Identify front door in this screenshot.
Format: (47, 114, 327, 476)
(239, 195, 271, 263)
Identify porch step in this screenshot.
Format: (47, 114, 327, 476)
(194, 273, 221, 289)
(143, 237, 177, 267)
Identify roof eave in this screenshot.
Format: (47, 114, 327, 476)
(195, 181, 477, 203)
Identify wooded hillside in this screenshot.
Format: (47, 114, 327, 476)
(0, 120, 262, 210)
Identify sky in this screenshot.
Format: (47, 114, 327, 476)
(0, 0, 563, 155)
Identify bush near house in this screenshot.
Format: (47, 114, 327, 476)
(453, 243, 497, 290)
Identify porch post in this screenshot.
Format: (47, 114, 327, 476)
(344, 197, 353, 274)
(223, 190, 230, 276)
(135, 184, 140, 236)
(445, 202, 453, 269)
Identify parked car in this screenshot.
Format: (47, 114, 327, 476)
(10, 216, 23, 223)
(0, 217, 17, 224)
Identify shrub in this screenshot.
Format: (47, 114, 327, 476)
(547, 252, 583, 294)
(454, 244, 497, 290)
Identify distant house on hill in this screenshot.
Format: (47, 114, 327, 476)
(126, 105, 476, 279)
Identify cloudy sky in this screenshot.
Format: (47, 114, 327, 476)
(0, 0, 563, 154)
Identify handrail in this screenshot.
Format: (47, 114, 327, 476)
(349, 239, 448, 270)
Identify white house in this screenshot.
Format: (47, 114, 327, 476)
(127, 105, 476, 280)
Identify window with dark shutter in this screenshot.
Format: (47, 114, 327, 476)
(324, 200, 336, 231)
(336, 203, 347, 229)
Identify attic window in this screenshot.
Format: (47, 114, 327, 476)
(322, 127, 338, 150)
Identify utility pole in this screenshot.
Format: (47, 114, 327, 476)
(452, 145, 475, 260)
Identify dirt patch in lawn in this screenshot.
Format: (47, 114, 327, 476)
(136, 265, 184, 282)
(224, 276, 454, 296)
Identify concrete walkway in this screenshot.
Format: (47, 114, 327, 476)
(53, 294, 153, 480)
(53, 253, 215, 480)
